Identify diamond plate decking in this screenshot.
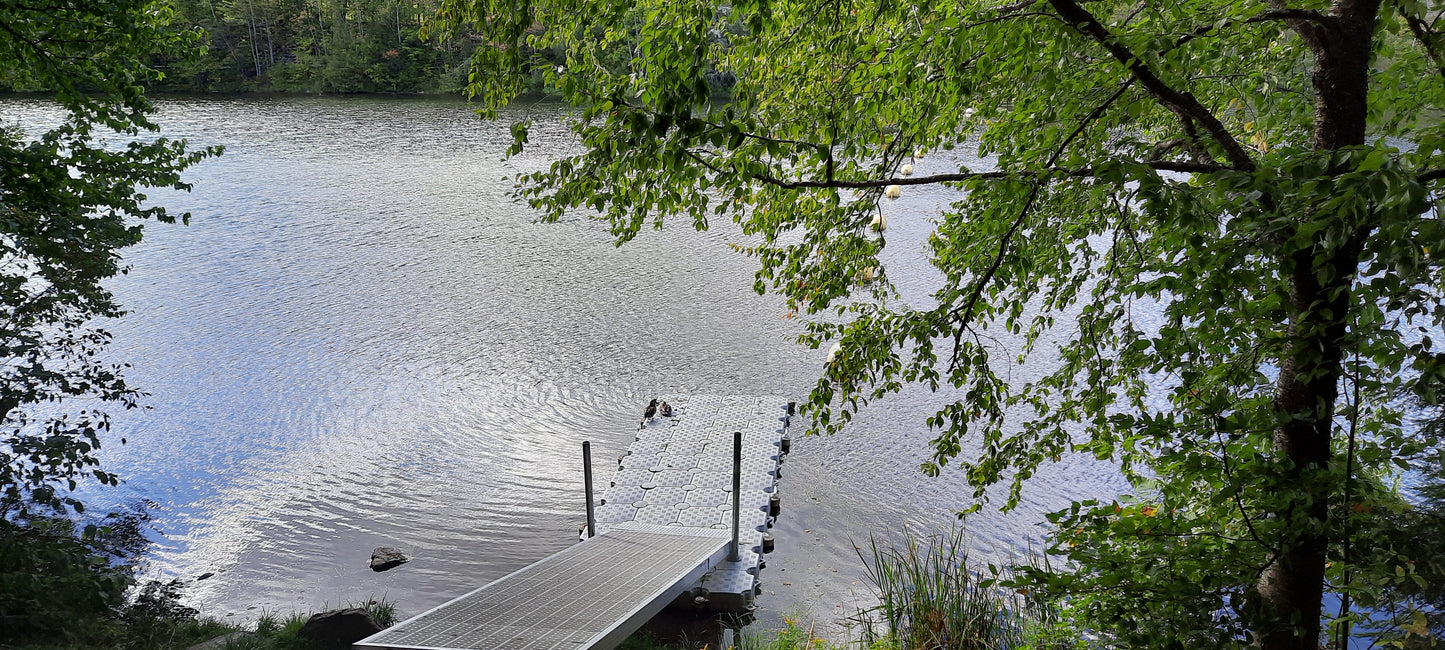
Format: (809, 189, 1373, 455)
(355, 523, 730, 650)
(598, 394, 791, 609)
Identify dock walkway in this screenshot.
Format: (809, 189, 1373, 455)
(354, 523, 730, 650)
(354, 394, 791, 650)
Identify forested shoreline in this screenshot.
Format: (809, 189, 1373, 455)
(2, 0, 740, 95)
(146, 0, 740, 95)
(148, 0, 478, 93)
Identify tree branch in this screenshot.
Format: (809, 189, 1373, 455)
(938, 79, 1135, 371)
(702, 160, 1225, 191)
(1046, 80, 1135, 167)
(1400, 4, 1445, 80)
(1045, 0, 1258, 172)
(948, 182, 1043, 372)
(995, 0, 1102, 14)
(1249, 8, 1330, 24)
(964, 11, 1060, 29)
(1214, 430, 1276, 552)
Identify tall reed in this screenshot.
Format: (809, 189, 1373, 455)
(855, 527, 1028, 650)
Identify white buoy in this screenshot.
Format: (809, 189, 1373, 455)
(913, 149, 925, 160)
(901, 164, 914, 176)
(884, 185, 901, 199)
(871, 213, 887, 231)
(826, 341, 842, 363)
(855, 266, 875, 284)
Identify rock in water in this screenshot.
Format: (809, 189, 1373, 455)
(370, 547, 407, 572)
(299, 608, 382, 650)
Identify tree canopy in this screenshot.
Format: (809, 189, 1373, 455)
(440, 0, 1445, 647)
(0, 0, 219, 519)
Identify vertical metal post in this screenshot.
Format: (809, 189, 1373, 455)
(729, 430, 742, 561)
(583, 441, 596, 539)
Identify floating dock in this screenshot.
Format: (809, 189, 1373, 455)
(355, 394, 791, 650)
(595, 394, 789, 610)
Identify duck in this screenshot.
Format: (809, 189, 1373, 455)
(641, 398, 658, 424)
(659, 401, 673, 417)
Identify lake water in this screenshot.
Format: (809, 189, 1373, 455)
(2, 95, 1128, 634)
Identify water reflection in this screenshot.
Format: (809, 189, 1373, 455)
(2, 95, 1127, 630)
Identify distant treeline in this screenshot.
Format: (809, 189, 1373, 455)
(0, 0, 740, 97)
(139, 0, 742, 95)
(147, 0, 478, 93)
(150, 0, 748, 95)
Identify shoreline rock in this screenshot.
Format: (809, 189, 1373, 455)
(300, 608, 383, 650)
(370, 546, 407, 572)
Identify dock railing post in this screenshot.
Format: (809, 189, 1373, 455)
(729, 430, 742, 561)
(583, 441, 596, 539)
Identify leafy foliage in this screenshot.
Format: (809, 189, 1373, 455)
(0, 514, 134, 638)
(443, 0, 1445, 647)
(1344, 465, 1445, 646)
(0, 503, 166, 643)
(0, 0, 219, 518)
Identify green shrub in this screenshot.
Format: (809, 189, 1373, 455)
(0, 515, 135, 642)
(267, 63, 317, 92)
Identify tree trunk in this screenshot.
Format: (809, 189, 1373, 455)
(244, 0, 262, 78)
(1259, 247, 1353, 650)
(1257, 3, 1379, 649)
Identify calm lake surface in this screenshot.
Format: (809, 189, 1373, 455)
(3, 95, 1128, 631)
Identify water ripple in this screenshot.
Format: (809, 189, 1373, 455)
(2, 95, 1128, 626)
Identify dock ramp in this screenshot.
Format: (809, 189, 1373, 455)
(355, 523, 730, 650)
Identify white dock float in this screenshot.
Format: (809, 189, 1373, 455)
(354, 394, 791, 650)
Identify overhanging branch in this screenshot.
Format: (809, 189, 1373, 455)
(1249, 8, 1330, 24)
(1045, 0, 1258, 172)
(947, 183, 1043, 372)
(724, 161, 1225, 191)
(1400, 3, 1445, 79)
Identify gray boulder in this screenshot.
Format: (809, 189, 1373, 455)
(182, 631, 249, 650)
(370, 547, 407, 572)
(298, 608, 382, 650)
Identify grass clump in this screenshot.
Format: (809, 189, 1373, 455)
(223, 600, 397, 650)
(736, 614, 856, 650)
(854, 527, 1080, 650)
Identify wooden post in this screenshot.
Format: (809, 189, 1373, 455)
(583, 441, 596, 539)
